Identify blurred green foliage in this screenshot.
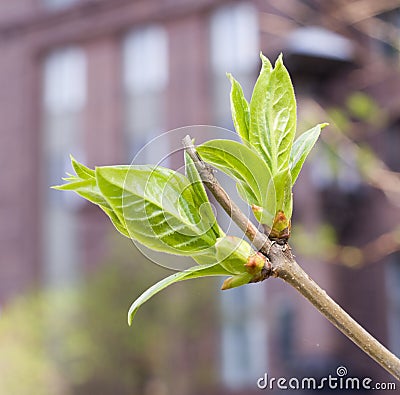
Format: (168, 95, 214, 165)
(0, 236, 221, 395)
(291, 223, 338, 261)
(327, 91, 386, 136)
(345, 92, 381, 124)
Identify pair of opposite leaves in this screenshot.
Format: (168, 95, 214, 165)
(54, 53, 327, 324)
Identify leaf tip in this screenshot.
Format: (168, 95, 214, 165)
(69, 154, 80, 169)
(226, 72, 235, 85)
(221, 273, 253, 290)
(221, 277, 232, 290)
(274, 53, 286, 70)
(51, 183, 72, 191)
(127, 308, 136, 326)
(259, 52, 272, 69)
(321, 122, 329, 130)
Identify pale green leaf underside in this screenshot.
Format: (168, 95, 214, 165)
(290, 123, 328, 184)
(222, 272, 254, 289)
(249, 54, 296, 175)
(128, 263, 232, 325)
(96, 166, 218, 256)
(273, 168, 293, 220)
(53, 171, 129, 237)
(227, 73, 250, 143)
(197, 139, 276, 225)
(215, 236, 253, 275)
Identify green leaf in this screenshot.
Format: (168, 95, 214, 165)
(128, 263, 232, 325)
(248, 53, 273, 170)
(215, 236, 253, 275)
(290, 123, 328, 184)
(53, 165, 129, 237)
(249, 53, 296, 175)
(191, 248, 219, 265)
(273, 168, 293, 221)
(197, 139, 276, 225)
(70, 154, 95, 179)
(96, 165, 219, 256)
(221, 272, 254, 290)
(227, 73, 250, 143)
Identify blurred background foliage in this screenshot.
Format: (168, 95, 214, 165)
(0, 236, 221, 395)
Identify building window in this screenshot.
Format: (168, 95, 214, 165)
(42, 47, 87, 288)
(122, 25, 169, 163)
(220, 286, 268, 389)
(210, 2, 266, 389)
(42, 0, 79, 11)
(210, 2, 259, 129)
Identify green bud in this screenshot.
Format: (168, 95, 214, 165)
(216, 236, 268, 290)
(244, 252, 266, 275)
(221, 272, 254, 290)
(269, 210, 291, 242)
(215, 236, 253, 274)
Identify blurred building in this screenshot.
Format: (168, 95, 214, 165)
(0, 0, 400, 394)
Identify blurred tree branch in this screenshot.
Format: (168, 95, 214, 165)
(306, 98, 400, 207)
(264, 0, 400, 52)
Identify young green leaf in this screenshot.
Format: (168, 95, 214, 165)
(249, 54, 273, 171)
(290, 123, 328, 184)
(70, 154, 95, 179)
(128, 262, 232, 325)
(197, 139, 276, 225)
(53, 166, 129, 237)
(249, 53, 297, 175)
(221, 272, 255, 290)
(95, 165, 218, 256)
(273, 168, 293, 221)
(269, 168, 293, 239)
(215, 236, 253, 275)
(227, 73, 250, 143)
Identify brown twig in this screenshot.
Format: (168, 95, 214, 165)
(183, 134, 400, 381)
(182, 135, 273, 256)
